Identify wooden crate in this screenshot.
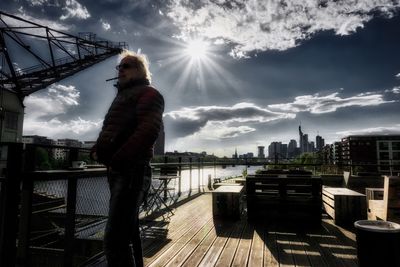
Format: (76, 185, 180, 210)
(246, 176, 322, 224)
(366, 188, 385, 220)
(322, 187, 367, 226)
(212, 185, 244, 219)
(383, 176, 400, 223)
(367, 200, 385, 220)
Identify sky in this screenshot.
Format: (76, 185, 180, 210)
(1, 0, 400, 157)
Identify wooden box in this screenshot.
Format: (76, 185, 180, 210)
(212, 185, 243, 219)
(246, 176, 322, 224)
(322, 187, 367, 226)
(383, 176, 400, 223)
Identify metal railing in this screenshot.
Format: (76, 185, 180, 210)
(0, 142, 399, 266)
(0, 143, 209, 266)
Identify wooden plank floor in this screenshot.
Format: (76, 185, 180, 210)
(90, 193, 359, 267)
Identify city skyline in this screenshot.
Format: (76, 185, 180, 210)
(1, 1, 400, 157)
(21, 124, 326, 158)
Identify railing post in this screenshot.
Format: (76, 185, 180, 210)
(213, 157, 216, 181)
(198, 158, 201, 192)
(178, 157, 182, 196)
(0, 143, 23, 267)
(68, 147, 79, 167)
(16, 144, 36, 266)
(16, 176, 33, 266)
(64, 175, 78, 267)
(163, 156, 168, 200)
(189, 158, 192, 193)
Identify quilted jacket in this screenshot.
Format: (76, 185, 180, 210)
(92, 78, 164, 169)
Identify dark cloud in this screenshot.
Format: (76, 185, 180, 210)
(164, 103, 295, 138)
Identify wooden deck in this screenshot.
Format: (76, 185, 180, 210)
(89, 193, 359, 267)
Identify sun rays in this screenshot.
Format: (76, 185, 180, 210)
(156, 37, 243, 99)
(184, 39, 209, 61)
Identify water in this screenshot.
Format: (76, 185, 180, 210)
(33, 165, 261, 216)
(176, 165, 259, 192)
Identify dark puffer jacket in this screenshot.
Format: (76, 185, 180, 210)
(93, 79, 164, 169)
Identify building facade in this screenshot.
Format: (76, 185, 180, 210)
(341, 135, 400, 173)
(316, 135, 325, 151)
(53, 139, 82, 160)
(0, 90, 24, 142)
(257, 146, 265, 159)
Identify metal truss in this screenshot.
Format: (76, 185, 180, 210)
(0, 11, 127, 100)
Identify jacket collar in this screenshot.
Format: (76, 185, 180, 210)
(115, 78, 150, 91)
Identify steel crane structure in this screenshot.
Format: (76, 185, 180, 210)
(0, 11, 127, 142)
(0, 11, 127, 98)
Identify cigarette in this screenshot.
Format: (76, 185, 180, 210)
(106, 77, 118, 81)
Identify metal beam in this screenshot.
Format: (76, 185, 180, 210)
(0, 11, 127, 97)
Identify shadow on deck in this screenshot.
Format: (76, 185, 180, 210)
(86, 193, 358, 267)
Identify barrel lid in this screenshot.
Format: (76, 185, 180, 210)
(354, 220, 400, 233)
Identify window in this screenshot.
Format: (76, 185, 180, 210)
(379, 152, 390, 160)
(392, 142, 400, 150)
(379, 161, 390, 171)
(379, 142, 389, 150)
(393, 161, 400, 172)
(393, 152, 400, 160)
(5, 111, 18, 130)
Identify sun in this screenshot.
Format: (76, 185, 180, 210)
(184, 39, 209, 61)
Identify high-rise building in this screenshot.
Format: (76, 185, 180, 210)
(281, 144, 288, 159)
(316, 135, 325, 151)
(288, 139, 298, 158)
(333, 142, 343, 165)
(321, 144, 333, 165)
(302, 134, 309, 152)
(257, 146, 265, 158)
(299, 125, 304, 153)
(309, 141, 315, 152)
(268, 142, 286, 160)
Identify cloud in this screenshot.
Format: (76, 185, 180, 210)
(164, 102, 295, 138)
(29, 0, 51, 6)
(165, 0, 400, 58)
(385, 86, 400, 94)
(60, 0, 90, 20)
(25, 84, 79, 118)
(268, 92, 394, 114)
(191, 121, 256, 140)
(336, 124, 400, 136)
(24, 84, 101, 139)
(6, 7, 70, 32)
(100, 19, 111, 31)
(24, 117, 102, 139)
(396, 73, 400, 79)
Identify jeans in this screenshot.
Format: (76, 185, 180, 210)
(104, 164, 152, 267)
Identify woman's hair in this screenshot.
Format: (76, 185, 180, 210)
(119, 50, 152, 82)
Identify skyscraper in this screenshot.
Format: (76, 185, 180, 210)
(299, 125, 303, 153)
(316, 135, 325, 151)
(257, 146, 265, 158)
(288, 139, 297, 158)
